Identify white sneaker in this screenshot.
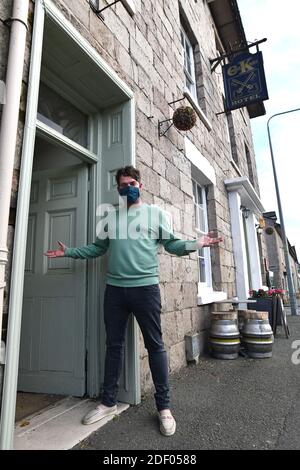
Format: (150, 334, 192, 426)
(82, 403, 117, 425)
(158, 410, 176, 436)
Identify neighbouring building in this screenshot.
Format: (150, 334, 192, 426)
(0, 0, 268, 448)
(289, 245, 300, 299)
(263, 211, 300, 299)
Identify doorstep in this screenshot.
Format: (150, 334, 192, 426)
(14, 396, 129, 450)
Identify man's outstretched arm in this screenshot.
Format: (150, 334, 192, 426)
(44, 237, 109, 259)
(158, 209, 223, 256)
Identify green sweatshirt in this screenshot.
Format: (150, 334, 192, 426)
(64, 203, 197, 287)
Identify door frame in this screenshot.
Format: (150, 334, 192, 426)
(0, 0, 139, 449)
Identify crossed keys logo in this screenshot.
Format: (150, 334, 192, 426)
(231, 71, 260, 99)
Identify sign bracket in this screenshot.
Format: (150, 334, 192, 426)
(210, 38, 267, 73)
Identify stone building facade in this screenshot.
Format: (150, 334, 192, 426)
(0, 0, 268, 438)
(263, 212, 300, 298)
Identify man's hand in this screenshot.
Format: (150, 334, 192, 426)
(196, 231, 223, 249)
(44, 241, 67, 258)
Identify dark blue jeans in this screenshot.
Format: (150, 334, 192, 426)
(102, 284, 170, 411)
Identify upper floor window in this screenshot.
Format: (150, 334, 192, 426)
(181, 26, 197, 100)
(214, 32, 226, 98)
(245, 143, 255, 186)
(226, 112, 239, 165)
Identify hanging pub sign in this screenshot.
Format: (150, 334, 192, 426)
(222, 51, 269, 111)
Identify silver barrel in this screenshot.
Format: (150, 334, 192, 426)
(209, 312, 240, 360)
(237, 309, 257, 334)
(241, 311, 274, 358)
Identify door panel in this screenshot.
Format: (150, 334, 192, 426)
(101, 107, 127, 206)
(39, 297, 76, 372)
(18, 164, 88, 396)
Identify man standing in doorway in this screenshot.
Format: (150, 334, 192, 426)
(45, 165, 222, 436)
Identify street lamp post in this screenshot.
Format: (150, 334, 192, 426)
(267, 107, 300, 316)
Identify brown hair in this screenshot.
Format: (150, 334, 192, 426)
(115, 165, 141, 186)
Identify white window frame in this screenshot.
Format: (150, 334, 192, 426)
(225, 112, 242, 176)
(185, 137, 227, 305)
(192, 179, 212, 289)
(181, 26, 197, 100)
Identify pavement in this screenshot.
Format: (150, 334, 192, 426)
(284, 304, 300, 316)
(73, 315, 300, 451)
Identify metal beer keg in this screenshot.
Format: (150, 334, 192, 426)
(241, 311, 274, 358)
(209, 312, 240, 359)
(237, 310, 257, 333)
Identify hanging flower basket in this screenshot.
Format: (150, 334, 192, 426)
(265, 226, 274, 235)
(172, 106, 197, 131)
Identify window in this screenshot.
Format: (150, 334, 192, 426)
(226, 112, 239, 165)
(37, 82, 89, 148)
(181, 26, 197, 99)
(214, 32, 226, 97)
(245, 143, 254, 186)
(0, 79, 5, 105)
(192, 180, 212, 286)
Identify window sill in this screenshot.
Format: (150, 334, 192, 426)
(197, 290, 228, 306)
(183, 90, 212, 132)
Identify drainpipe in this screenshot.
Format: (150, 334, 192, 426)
(0, 0, 29, 441)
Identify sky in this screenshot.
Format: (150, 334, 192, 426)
(237, 0, 300, 258)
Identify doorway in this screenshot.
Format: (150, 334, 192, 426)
(10, 0, 140, 434)
(1, 0, 139, 449)
(16, 4, 139, 408)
